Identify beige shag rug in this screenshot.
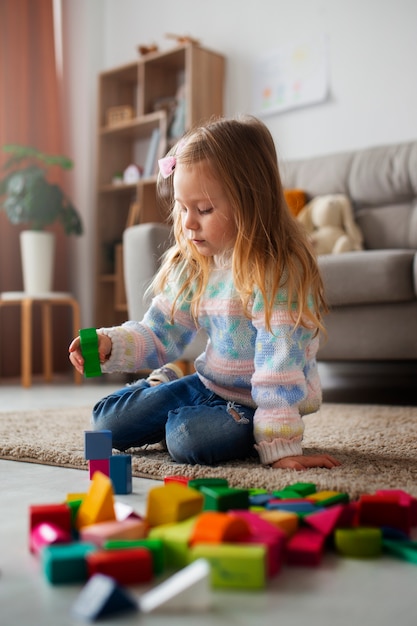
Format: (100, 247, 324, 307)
(1, 403, 417, 499)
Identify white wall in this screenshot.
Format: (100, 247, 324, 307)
(61, 0, 417, 324)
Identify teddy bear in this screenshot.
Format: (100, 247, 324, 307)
(297, 193, 364, 255)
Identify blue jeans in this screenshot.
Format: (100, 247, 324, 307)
(92, 374, 256, 465)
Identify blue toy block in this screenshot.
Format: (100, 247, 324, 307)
(72, 573, 138, 620)
(84, 430, 113, 460)
(110, 454, 132, 494)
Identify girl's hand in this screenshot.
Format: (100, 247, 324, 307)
(68, 333, 112, 375)
(271, 454, 341, 471)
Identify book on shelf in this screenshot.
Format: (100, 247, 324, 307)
(143, 128, 161, 178)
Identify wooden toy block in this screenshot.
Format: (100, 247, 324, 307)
(306, 490, 349, 507)
(285, 527, 326, 566)
(31, 522, 72, 556)
(285, 482, 317, 497)
(79, 327, 102, 378)
(188, 477, 229, 490)
(383, 539, 417, 563)
(109, 454, 132, 494)
(146, 483, 204, 527)
(76, 471, 116, 530)
(272, 489, 304, 500)
(72, 573, 138, 621)
(84, 429, 112, 460)
(41, 542, 97, 584)
(149, 516, 198, 569)
(29, 503, 72, 552)
(258, 509, 299, 537)
(190, 512, 250, 545)
(80, 518, 148, 547)
(87, 547, 153, 586)
(249, 492, 273, 507)
(266, 499, 318, 515)
(334, 528, 382, 558)
(190, 543, 267, 589)
(139, 558, 211, 613)
(358, 494, 411, 535)
(114, 501, 142, 521)
(304, 504, 346, 536)
(377, 489, 417, 525)
(105, 538, 165, 575)
(89, 458, 110, 479)
(164, 475, 190, 486)
(200, 486, 249, 512)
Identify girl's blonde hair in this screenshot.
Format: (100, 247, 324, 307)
(154, 115, 327, 334)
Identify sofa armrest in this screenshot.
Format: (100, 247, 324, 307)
(123, 223, 172, 321)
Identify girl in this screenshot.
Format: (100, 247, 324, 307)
(69, 115, 340, 471)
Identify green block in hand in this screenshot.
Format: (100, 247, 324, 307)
(79, 328, 102, 378)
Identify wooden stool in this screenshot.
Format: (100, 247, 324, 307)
(0, 292, 82, 387)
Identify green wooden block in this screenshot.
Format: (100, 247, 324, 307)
(200, 486, 249, 512)
(190, 543, 266, 589)
(188, 478, 229, 491)
(383, 539, 417, 564)
(42, 542, 97, 584)
(104, 538, 165, 575)
(285, 482, 317, 497)
(335, 528, 382, 558)
(149, 517, 198, 570)
(272, 489, 304, 500)
(79, 327, 102, 378)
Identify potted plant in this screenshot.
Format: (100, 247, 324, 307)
(0, 144, 83, 294)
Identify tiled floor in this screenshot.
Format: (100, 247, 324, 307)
(1, 363, 416, 625)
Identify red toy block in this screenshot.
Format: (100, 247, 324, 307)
(190, 511, 250, 545)
(377, 489, 417, 526)
(304, 504, 346, 536)
(285, 527, 326, 566)
(29, 503, 72, 552)
(89, 459, 110, 480)
(358, 494, 411, 536)
(87, 547, 153, 586)
(164, 475, 190, 486)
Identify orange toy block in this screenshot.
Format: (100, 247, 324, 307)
(146, 483, 204, 527)
(76, 472, 116, 530)
(258, 509, 299, 537)
(87, 548, 153, 586)
(190, 512, 250, 545)
(285, 527, 326, 566)
(80, 518, 148, 547)
(164, 475, 190, 486)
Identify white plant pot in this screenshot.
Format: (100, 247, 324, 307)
(20, 231, 55, 294)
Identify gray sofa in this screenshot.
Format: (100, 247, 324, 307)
(123, 139, 417, 365)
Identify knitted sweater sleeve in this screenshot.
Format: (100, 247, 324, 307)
(250, 290, 322, 465)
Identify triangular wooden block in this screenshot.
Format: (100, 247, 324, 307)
(139, 558, 211, 613)
(72, 573, 138, 620)
(76, 471, 116, 529)
(304, 504, 345, 536)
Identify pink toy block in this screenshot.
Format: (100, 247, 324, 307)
(285, 527, 326, 566)
(29, 503, 72, 552)
(31, 522, 72, 556)
(80, 518, 148, 547)
(87, 547, 153, 586)
(89, 459, 110, 480)
(146, 483, 204, 527)
(304, 504, 346, 536)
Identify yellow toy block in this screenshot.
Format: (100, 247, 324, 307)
(76, 472, 116, 530)
(146, 483, 204, 527)
(258, 509, 299, 537)
(190, 543, 267, 589)
(149, 516, 198, 569)
(306, 490, 349, 506)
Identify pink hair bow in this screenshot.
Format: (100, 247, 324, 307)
(158, 155, 177, 178)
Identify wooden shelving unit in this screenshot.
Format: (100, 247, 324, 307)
(95, 44, 225, 327)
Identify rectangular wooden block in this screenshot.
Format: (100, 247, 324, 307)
(104, 538, 165, 575)
(200, 486, 249, 512)
(29, 503, 72, 552)
(146, 483, 204, 527)
(190, 543, 267, 589)
(42, 542, 97, 584)
(80, 518, 148, 547)
(84, 430, 113, 460)
(89, 459, 110, 480)
(87, 547, 153, 586)
(109, 454, 132, 494)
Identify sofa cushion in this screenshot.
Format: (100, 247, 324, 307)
(356, 201, 417, 250)
(319, 249, 416, 306)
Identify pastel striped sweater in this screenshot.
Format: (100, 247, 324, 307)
(99, 265, 322, 464)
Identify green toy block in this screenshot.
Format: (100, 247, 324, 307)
(200, 486, 249, 512)
(285, 482, 317, 497)
(190, 543, 267, 589)
(188, 477, 229, 491)
(383, 539, 417, 564)
(334, 527, 382, 558)
(42, 542, 97, 584)
(104, 538, 165, 575)
(149, 517, 198, 570)
(79, 327, 102, 378)
(272, 489, 304, 500)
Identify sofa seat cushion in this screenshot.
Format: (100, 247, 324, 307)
(319, 249, 416, 307)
